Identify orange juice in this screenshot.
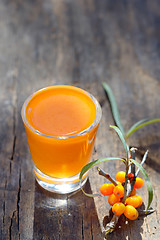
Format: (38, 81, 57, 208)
(21, 85, 101, 193)
(26, 86, 96, 137)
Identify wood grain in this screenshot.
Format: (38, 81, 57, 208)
(0, 0, 160, 239)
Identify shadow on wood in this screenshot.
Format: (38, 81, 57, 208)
(33, 179, 103, 240)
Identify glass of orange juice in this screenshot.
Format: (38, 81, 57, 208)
(21, 85, 102, 194)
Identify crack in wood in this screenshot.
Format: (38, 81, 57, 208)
(10, 136, 17, 174)
(2, 200, 5, 224)
(9, 74, 18, 175)
(17, 168, 21, 240)
(9, 210, 16, 240)
(2, 180, 7, 226)
(10, 67, 18, 160)
(81, 215, 84, 240)
(10, 99, 17, 159)
(8, 169, 21, 240)
(10, 136, 16, 161)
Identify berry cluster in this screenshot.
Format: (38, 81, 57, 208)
(100, 171, 143, 220)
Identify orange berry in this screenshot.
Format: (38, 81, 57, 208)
(134, 177, 144, 189)
(113, 184, 124, 198)
(116, 171, 126, 183)
(125, 195, 142, 208)
(100, 183, 114, 196)
(108, 194, 120, 206)
(112, 202, 125, 215)
(124, 205, 139, 220)
(128, 172, 134, 181)
(129, 188, 136, 196)
(135, 195, 143, 207)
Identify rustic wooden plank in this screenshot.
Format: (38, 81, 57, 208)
(0, 0, 160, 239)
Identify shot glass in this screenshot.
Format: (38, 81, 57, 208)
(21, 85, 102, 194)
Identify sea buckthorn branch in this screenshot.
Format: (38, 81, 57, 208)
(130, 147, 136, 175)
(97, 167, 118, 186)
(79, 83, 159, 236)
(80, 142, 153, 235)
(126, 148, 137, 198)
(98, 153, 148, 236)
(122, 157, 129, 203)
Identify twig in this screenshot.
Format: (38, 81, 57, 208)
(128, 148, 137, 196)
(122, 158, 129, 203)
(127, 144, 131, 159)
(103, 214, 119, 236)
(97, 167, 118, 186)
(138, 208, 155, 216)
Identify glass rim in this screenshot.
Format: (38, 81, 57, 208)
(21, 85, 102, 139)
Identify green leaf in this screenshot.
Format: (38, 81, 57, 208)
(125, 118, 160, 139)
(79, 157, 125, 197)
(110, 125, 129, 157)
(102, 82, 125, 136)
(130, 158, 153, 211)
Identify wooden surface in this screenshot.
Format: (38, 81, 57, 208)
(0, 0, 160, 239)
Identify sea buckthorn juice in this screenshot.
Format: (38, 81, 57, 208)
(21, 85, 101, 193)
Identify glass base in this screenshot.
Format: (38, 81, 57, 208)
(34, 166, 88, 194)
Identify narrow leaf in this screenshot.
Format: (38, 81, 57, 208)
(125, 118, 160, 139)
(110, 125, 129, 157)
(130, 159, 153, 211)
(135, 150, 149, 177)
(79, 157, 125, 197)
(102, 82, 125, 135)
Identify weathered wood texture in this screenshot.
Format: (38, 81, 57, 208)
(0, 0, 160, 239)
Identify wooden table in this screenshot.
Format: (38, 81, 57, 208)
(1, 0, 160, 239)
